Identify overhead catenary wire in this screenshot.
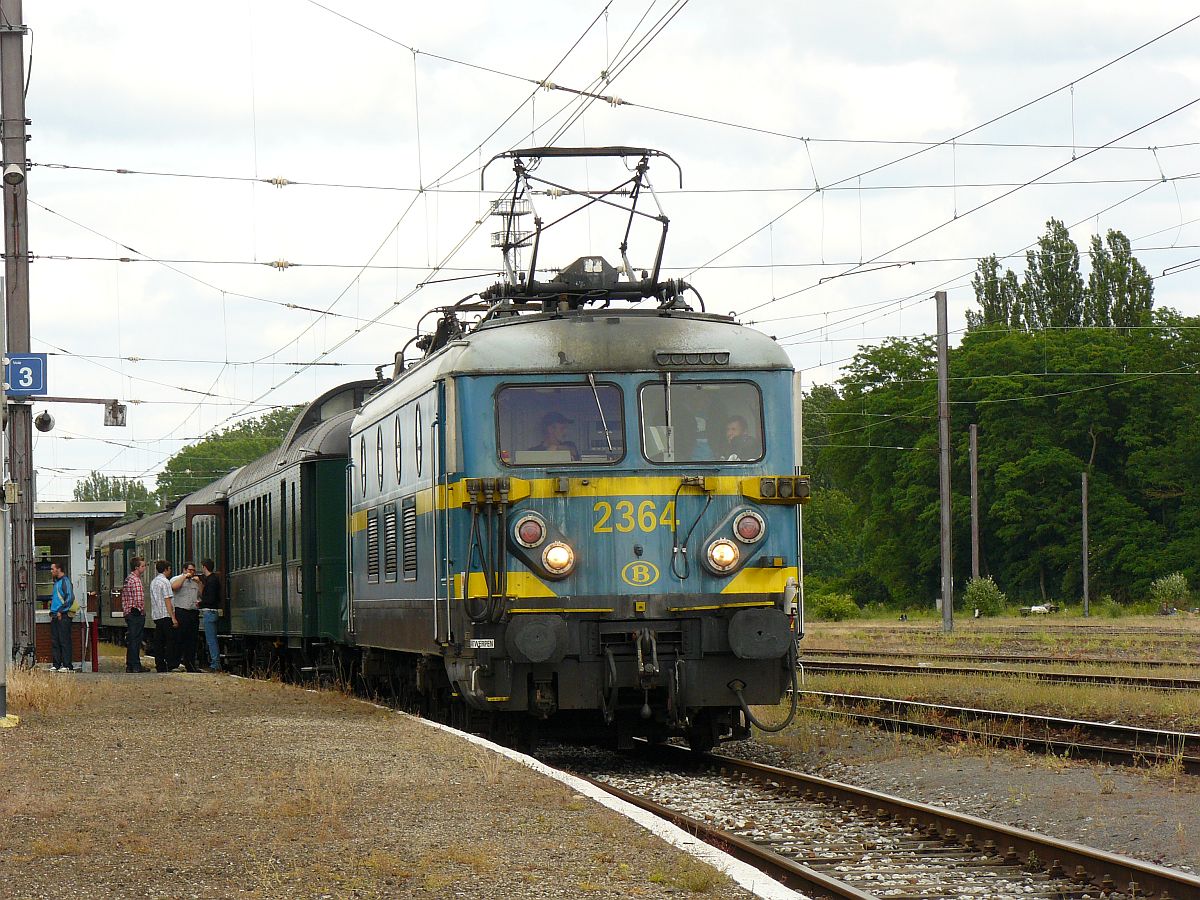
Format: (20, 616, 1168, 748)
(687, 11, 1200, 284)
(33, 160, 1200, 196)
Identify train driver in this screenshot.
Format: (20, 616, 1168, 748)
(528, 411, 581, 461)
(723, 415, 758, 460)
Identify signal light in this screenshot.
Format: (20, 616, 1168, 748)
(542, 541, 575, 575)
(707, 539, 740, 573)
(515, 515, 546, 548)
(734, 512, 765, 543)
(759, 478, 776, 498)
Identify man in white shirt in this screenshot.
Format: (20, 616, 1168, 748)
(149, 560, 179, 673)
(170, 562, 202, 673)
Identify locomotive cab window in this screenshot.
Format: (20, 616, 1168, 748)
(496, 383, 624, 466)
(639, 380, 764, 463)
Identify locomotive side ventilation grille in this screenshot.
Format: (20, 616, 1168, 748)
(401, 498, 418, 581)
(366, 510, 380, 584)
(383, 505, 398, 582)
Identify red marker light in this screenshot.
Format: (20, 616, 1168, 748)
(734, 512, 764, 543)
(516, 516, 546, 547)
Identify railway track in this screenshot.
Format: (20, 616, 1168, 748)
(802, 647, 1200, 670)
(799, 658, 1200, 690)
(547, 742, 1200, 899)
(800, 690, 1200, 775)
(827, 623, 1200, 639)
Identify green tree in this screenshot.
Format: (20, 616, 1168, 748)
(154, 406, 301, 502)
(73, 471, 156, 517)
(1087, 229, 1153, 329)
(1021, 218, 1085, 329)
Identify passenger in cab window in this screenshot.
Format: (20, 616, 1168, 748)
(528, 411, 581, 461)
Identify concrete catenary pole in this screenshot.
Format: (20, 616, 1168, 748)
(0, 274, 6, 718)
(1082, 471, 1089, 618)
(0, 0, 34, 666)
(969, 423, 979, 580)
(936, 291, 953, 633)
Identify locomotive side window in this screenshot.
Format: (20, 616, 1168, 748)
(394, 414, 402, 482)
(359, 435, 367, 497)
(376, 425, 385, 491)
(639, 381, 764, 464)
(496, 383, 625, 466)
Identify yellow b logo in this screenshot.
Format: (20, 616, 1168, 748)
(621, 561, 660, 586)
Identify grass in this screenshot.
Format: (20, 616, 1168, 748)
(5, 667, 111, 715)
(805, 613, 1200, 664)
(791, 670, 1200, 731)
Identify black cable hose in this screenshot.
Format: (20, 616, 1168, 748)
(730, 641, 800, 734)
(463, 505, 489, 623)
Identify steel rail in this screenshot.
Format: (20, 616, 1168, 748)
(686, 747, 1200, 900)
(800, 658, 1200, 690)
(799, 691, 1200, 772)
(576, 773, 874, 899)
(801, 647, 1200, 669)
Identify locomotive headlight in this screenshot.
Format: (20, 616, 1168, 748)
(707, 538, 740, 573)
(542, 541, 575, 575)
(514, 514, 547, 548)
(734, 511, 765, 543)
(777, 478, 794, 499)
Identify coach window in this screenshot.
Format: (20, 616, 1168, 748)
(496, 383, 625, 466)
(639, 380, 764, 464)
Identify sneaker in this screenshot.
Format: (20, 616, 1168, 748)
(49, 665, 59, 672)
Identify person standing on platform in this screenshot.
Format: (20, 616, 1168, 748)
(149, 560, 178, 673)
(120, 557, 149, 673)
(48, 562, 76, 672)
(170, 562, 202, 673)
(198, 559, 223, 672)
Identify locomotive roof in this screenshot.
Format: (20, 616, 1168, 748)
(456, 309, 790, 375)
(360, 309, 790, 421)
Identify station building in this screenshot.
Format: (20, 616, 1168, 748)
(33, 500, 126, 665)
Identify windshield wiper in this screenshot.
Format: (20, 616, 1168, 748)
(588, 373, 615, 456)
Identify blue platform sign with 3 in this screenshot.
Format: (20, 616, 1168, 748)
(5, 353, 48, 396)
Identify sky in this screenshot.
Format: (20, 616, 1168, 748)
(16, 1, 1200, 500)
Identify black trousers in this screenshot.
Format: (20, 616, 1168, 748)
(175, 608, 200, 671)
(153, 616, 179, 672)
(125, 611, 146, 671)
(50, 614, 73, 669)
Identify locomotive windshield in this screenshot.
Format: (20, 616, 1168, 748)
(639, 380, 764, 463)
(496, 383, 625, 465)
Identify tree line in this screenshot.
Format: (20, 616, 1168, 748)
(73, 406, 300, 518)
(803, 220, 1199, 608)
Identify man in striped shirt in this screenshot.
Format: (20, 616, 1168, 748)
(120, 556, 149, 673)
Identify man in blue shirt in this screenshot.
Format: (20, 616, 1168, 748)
(49, 562, 75, 672)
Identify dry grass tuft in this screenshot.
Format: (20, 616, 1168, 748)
(7, 667, 108, 714)
(649, 857, 727, 893)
